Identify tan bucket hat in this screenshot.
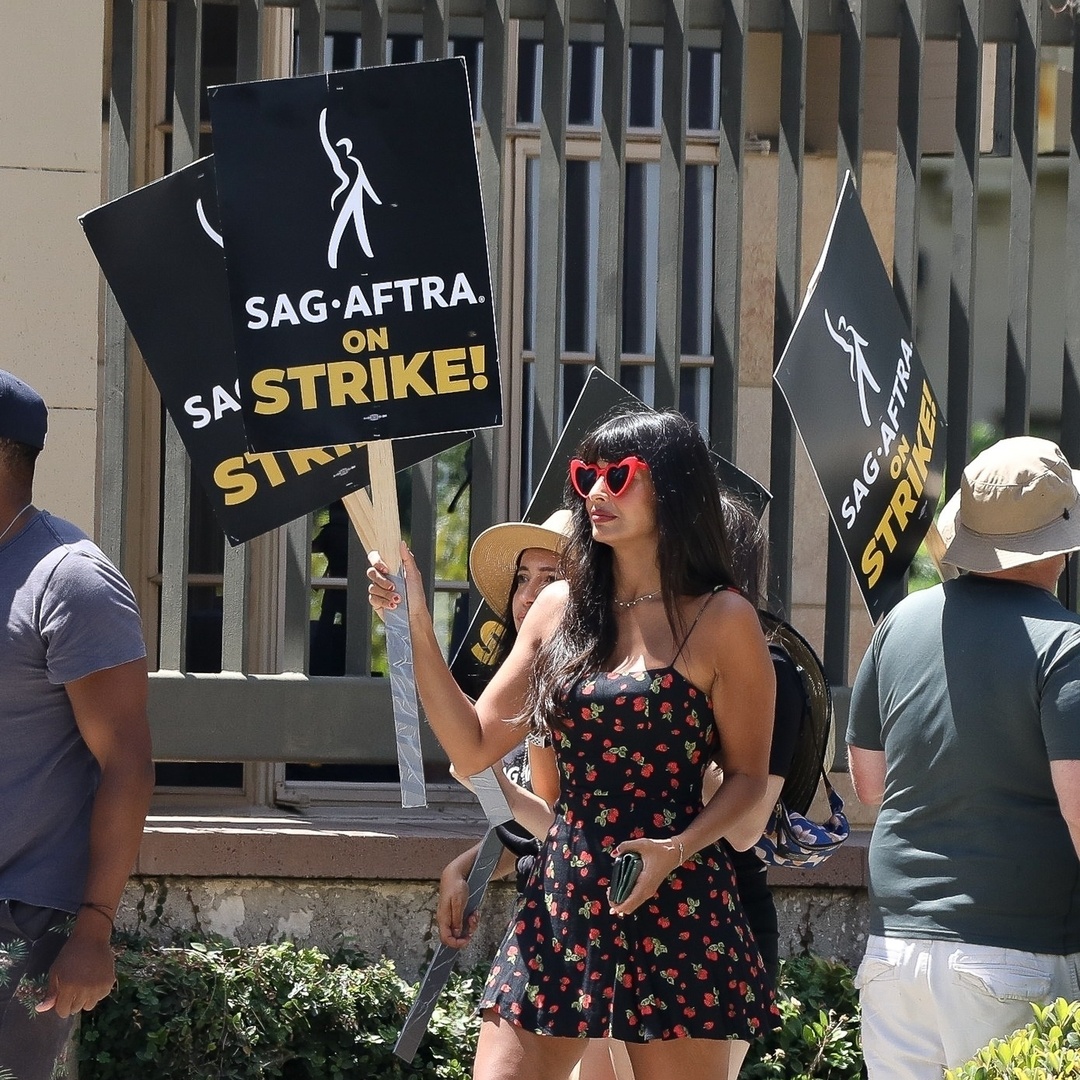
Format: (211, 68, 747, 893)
(937, 436, 1080, 572)
(469, 509, 573, 613)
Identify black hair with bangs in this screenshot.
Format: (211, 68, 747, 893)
(528, 409, 737, 734)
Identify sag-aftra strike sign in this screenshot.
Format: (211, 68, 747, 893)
(80, 157, 469, 545)
(208, 58, 501, 452)
(775, 173, 946, 622)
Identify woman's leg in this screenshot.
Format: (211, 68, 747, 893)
(623, 1036, 731, 1080)
(473, 1010, 587, 1080)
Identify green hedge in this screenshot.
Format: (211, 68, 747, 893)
(80, 937, 863, 1079)
(946, 998, 1080, 1079)
(79, 935, 478, 1079)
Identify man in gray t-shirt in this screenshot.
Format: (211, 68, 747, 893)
(0, 369, 152, 1077)
(847, 436, 1080, 1080)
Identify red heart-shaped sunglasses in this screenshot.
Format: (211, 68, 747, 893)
(569, 456, 649, 498)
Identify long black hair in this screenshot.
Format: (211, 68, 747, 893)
(528, 409, 737, 733)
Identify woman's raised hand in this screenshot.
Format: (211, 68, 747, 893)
(366, 542, 433, 628)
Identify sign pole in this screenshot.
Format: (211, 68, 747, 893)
(923, 521, 959, 582)
(342, 442, 427, 807)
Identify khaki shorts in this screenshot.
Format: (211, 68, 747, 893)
(856, 934, 1080, 1080)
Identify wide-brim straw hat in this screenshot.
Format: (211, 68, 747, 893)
(937, 436, 1080, 573)
(469, 509, 574, 613)
(760, 612, 833, 817)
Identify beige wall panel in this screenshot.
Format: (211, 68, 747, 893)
(746, 33, 781, 140)
(921, 40, 957, 156)
(806, 37, 840, 157)
(735, 384, 771, 509)
(34, 406, 98, 536)
(0, 1, 104, 171)
(865, 39, 901, 154)
(738, 156, 779, 388)
(0, 168, 101, 409)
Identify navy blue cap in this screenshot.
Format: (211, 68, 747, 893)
(0, 370, 48, 450)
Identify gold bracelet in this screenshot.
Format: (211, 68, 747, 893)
(676, 839, 685, 865)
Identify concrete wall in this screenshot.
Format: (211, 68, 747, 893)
(0, 0, 105, 534)
(118, 876, 871, 982)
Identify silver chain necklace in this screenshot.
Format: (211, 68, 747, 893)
(0, 504, 32, 547)
(613, 590, 661, 609)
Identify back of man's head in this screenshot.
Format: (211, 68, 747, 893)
(0, 369, 47, 492)
(938, 436, 1080, 574)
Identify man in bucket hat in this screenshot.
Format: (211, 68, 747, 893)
(0, 369, 153, 1077)
(847, 436, 1080, 1080)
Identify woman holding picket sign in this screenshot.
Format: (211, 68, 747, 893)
(368, 409, 778, 1080)
(435, 509, 628, 1080)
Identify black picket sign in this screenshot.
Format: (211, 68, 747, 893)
(775, 173, 946, 622)
(81, 156, 470, 545)
(208, 58, 501, 453)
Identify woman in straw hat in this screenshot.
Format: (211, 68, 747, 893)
(437, 509, 569, 952)
(369, 409, 779, 1080)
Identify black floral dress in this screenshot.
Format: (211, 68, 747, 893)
(478, 665, 779, 1042)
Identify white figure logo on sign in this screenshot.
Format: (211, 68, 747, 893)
(825, 309, 880, 428)
(319, 107, 382, 269)
(196, 198, 224, 248)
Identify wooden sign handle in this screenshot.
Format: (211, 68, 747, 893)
(341, 440, 401, 573)
(923, 521, 959, 582)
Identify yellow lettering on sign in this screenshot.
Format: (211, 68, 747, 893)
(390, 352, 436, 398)
(327, 361, 370, 406)
(251, 368, 289, 415)
(433, 347, 470, 394)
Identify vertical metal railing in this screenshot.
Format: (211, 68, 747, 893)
(944, 0, 982, 499)
(767, 0, 807, 616)
(100, 0, 1080, 763)
(824, 0, 866, 685)
(709, 0, 748, 462)
(1003, 0, 1042, 437)
(595, 0, 627, 380)
(653, 0, 687, 411)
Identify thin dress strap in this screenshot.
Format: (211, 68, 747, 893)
(670, 584, 729, 667)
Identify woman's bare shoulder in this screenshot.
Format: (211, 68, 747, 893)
(686, 588, 766, 665)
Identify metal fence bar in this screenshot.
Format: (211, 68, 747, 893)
(945, 0, 982, 494)
(767, 0, 807, 615)
(893, 0, 925, 335)
(1003, 0, 1041, 437)
(101, 0, 141, 570)
(594, 0, 628, 379)
(823, 0, 865, 686)
(158, 0, 204, 670)
(1061, 30, 1080, 609)
(296, 0, 326, 74)
(221, 542, 251, 672)
(360, 0, 388, 67)
(531, 0, 569, 488)
(709, 0, 748, 460)
(468, 0, 508, 568)
(236, 0, 265, 80)
(422, 0, 449, 58)
(282, 516, 313, 671)
(652, 0, 687, 410)
(220, 0, 264, 678)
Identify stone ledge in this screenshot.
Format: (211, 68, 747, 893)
(138, 812, 870, 886)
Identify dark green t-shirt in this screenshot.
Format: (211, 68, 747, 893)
(847, 575, 1080, 953)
